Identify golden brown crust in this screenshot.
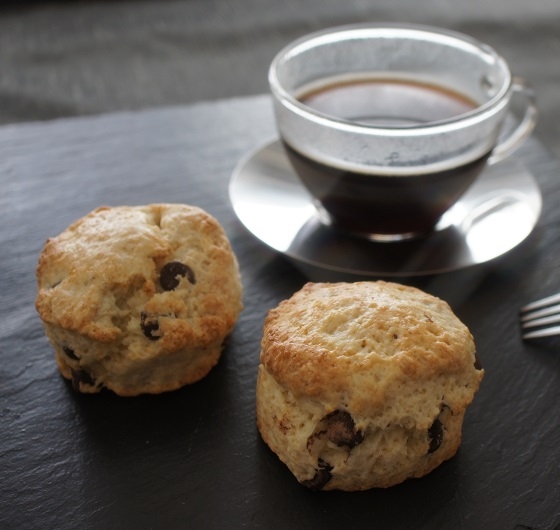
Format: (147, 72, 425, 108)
(261, 281, 480, 417)
(35, 203, 243, 395)
(256, 281, 483, 490)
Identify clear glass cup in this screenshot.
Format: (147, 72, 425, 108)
(269, 23, 537, 240)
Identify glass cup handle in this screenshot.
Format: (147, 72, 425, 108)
(488, 76, 538, 165)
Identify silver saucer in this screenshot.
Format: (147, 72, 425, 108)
(229, 140, 542, 277)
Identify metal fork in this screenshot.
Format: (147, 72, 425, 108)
(520, 292, 560, 339)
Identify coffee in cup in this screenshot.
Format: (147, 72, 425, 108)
(269, 24, 537, 240)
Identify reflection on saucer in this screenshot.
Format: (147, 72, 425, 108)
(229, 140, 542, 277)
(462, 194, 537, 262)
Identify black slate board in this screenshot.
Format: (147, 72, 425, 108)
(1, 95, 560, 530)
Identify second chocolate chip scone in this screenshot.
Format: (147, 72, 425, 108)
(35, 204, 243, 396)
(256, 281, 483, 490)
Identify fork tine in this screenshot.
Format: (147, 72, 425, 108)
(522, 313, 560, 329)
(520, 292, 560, 313)
(520, 302, 560, 322)
(520, 292, 560, 339)
(522, 325, 560, 339)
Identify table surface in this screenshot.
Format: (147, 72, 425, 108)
(1, 95, 560, 529)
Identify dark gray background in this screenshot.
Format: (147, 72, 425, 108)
(1, 0, 559, 157)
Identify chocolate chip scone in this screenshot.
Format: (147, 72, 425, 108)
(36, 204, 243, 396)
(256, 281, 483, 490)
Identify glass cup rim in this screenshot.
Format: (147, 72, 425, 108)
(269, 22, 513, 133)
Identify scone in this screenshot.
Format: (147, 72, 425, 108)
(35, 204, 243, 396)
(256, 281, 483, 490)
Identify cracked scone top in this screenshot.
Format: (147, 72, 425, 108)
(256, 281, 483, 490)
(35, 204, 243, 396)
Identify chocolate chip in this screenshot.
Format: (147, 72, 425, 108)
(427, 418, 444, 454)
(71, 369, 95, 391)
(323, 410, 364, 448)
(140, 311, 160, 340)
(62, 345, 79, 361)
(160, 261, 196, 291)
(301, 459, 333, 490)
